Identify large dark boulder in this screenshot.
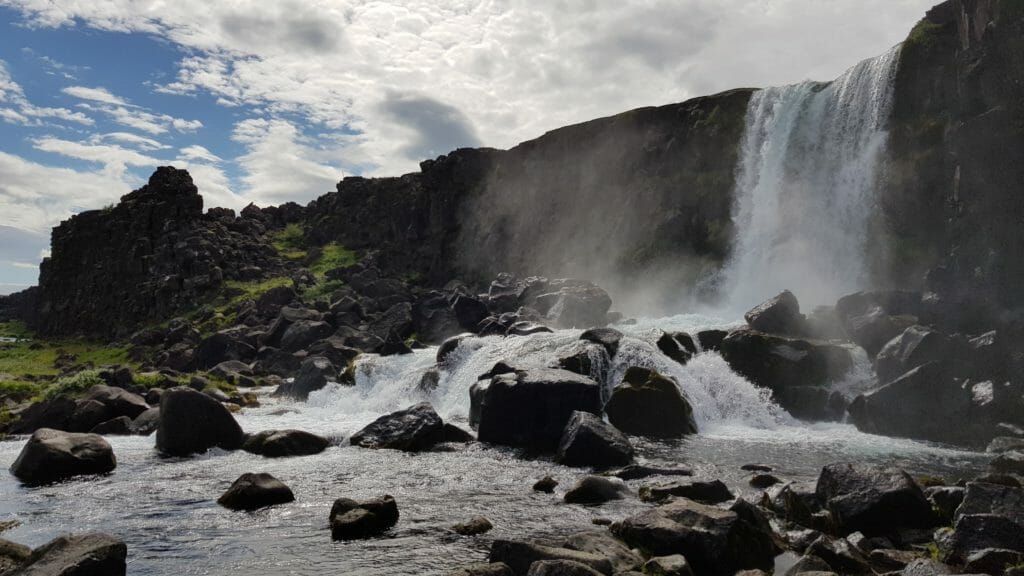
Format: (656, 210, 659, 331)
(453, 295, 490, 332)
(83, 385, 149, 419)
(275, 356, 336, 400)
(242, 429, 330, 457)
(129, 408, 160, 436)
(8, 533, 127, 576)
(611, 498, 776, 575)
(471, 367, 602, 449)
(815, 462, 934, 537)
(534, 280, 612, 329)
(89, 416, 132, 436)
(874, 325, 952, 384)
(412, 291, 463, 344)
(744, 290, 806, 336)
(194, 330, 256, 370)
(939, 481, 1024, 564)
(217, 472, 295, 511)
(155, 387, 245, 457)
(556, 411, 633, 468)
(834, 291, 921, 357)
(719, 329, 852, 393)
(560, 530, 643, 573)
(9, 428, 116, 485)
(279, 320, 334, 353)
(329, 495, 399, 540)
(579, 328, 623, 358)
(563, 475, 630, 505)
(349, 402, 444, 452)
(638, 479, 733, 505)
(656, 332, 697, 366)
(6, 397, 76, 434)
(604, 367, 696, 438)
(848, 362, 1018, 447)
(489, 540, 613, 576)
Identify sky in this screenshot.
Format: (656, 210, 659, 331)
(0, 0, 937, 294)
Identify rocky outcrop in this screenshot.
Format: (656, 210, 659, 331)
(29, 167, 289, 338)
(815, 462, 935, 537)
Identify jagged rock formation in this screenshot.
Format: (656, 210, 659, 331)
(28, 168, 291, 338)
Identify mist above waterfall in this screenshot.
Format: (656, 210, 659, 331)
(721, 45, 902, 312)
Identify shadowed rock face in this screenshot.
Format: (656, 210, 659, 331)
(29, 167, 291, 338)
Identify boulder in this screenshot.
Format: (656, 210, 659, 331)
(254, 346, 303, 377)
(696, 330, 727, 352)
(89, 416, 132, 436)
(155, 387, 245, 457)
(472, 367, 602, 449)
(556, 342, 606, 379)
(639, 479, 734, 505)
(874, 325, 951, 384)
(0, 539, 31, 573)
(563, 476, 630, 505)
(605, 464, 693, 481)
(208, 360, 257, 387)
(452, 516, 493, 536)
(129, 408, 160, 436)
(443, 423, 475, 443)
(579, 328, 623, 357)
(926, 486, 965, 524)
(604, 367, 696, 438)
(8, 533, 126, 576)
(329, 495, 399, 540)
(534, 280, 612, 329)
(368, 302, 414, 341)
(774, 386, 848, 422)
(280, 320, 334, 353)
(306, 337, 360, 369)
(611, 498, 776, 575)
(556, 411, 633, 469)
(376, 331, 413, 356)
(217, 472, 295, 511)
(534, 476, 558, 493)
(815, 463, 934, 537)
(941, 481, 1024, 564)
(489, 540, 613, 576)
(242, 429, 330, 457)
(453, 295, 490, 332)
(834, 291, 922, 357)
(437, 333, 473, 364)
(412, 291, 463, 344)
(561, 530, 643, 573)
(719, 330, 852, 393)
(641, 555, 694, 576)
(526, 561, 604, 576)
(83, 385, 149, 419)
(745, 290, 806, 335)
(9, 428, 116, 485)
(848, 362, 1014, 447)
(350, 403, 444, 451)
(194, 330, 256, 370)
(7, 397, 76, 434)
(275, 356, 336, 400)
(657, 332, 697, 366)
(66, 400, 111, 433)
(804, 534, 872, 574)
(262, 306, 323, 348)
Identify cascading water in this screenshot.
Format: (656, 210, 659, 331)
(722, 45, 902, 311)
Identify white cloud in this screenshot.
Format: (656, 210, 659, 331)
(33, 136, 159, 179)
(62, 85, 128, 106)
(0, 0, 937, 179)
(179, 144, 222, 163)
(0, 59, 94, 127)
(232, 117, 344, 206)
(91, 131, 169, 151)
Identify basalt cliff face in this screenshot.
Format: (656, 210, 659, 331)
(3, 0, 1022, 339)
(883, 0, 1024, 312)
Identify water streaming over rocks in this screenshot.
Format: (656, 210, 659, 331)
(0, 315, 988, 575)
(723, 46, 902, 311)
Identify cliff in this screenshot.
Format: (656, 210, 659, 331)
(883, 0, 1024, 311)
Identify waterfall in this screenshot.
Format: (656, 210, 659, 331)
(722, 45, 902, 311)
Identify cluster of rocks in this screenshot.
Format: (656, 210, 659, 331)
(447, 460, 1024, 576)
(0, 532, 127, 575)
(713, 289, 1024, 448)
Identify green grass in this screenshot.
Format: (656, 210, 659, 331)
(904, 19, 945, 52)
(0, 340, 131, 379)
(271, 223, 308, 261)
(0, 380, 44, 398)
(0, 321, 32, 339)
(39, 369, 105, 400)
(308, 243, 358, 277)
